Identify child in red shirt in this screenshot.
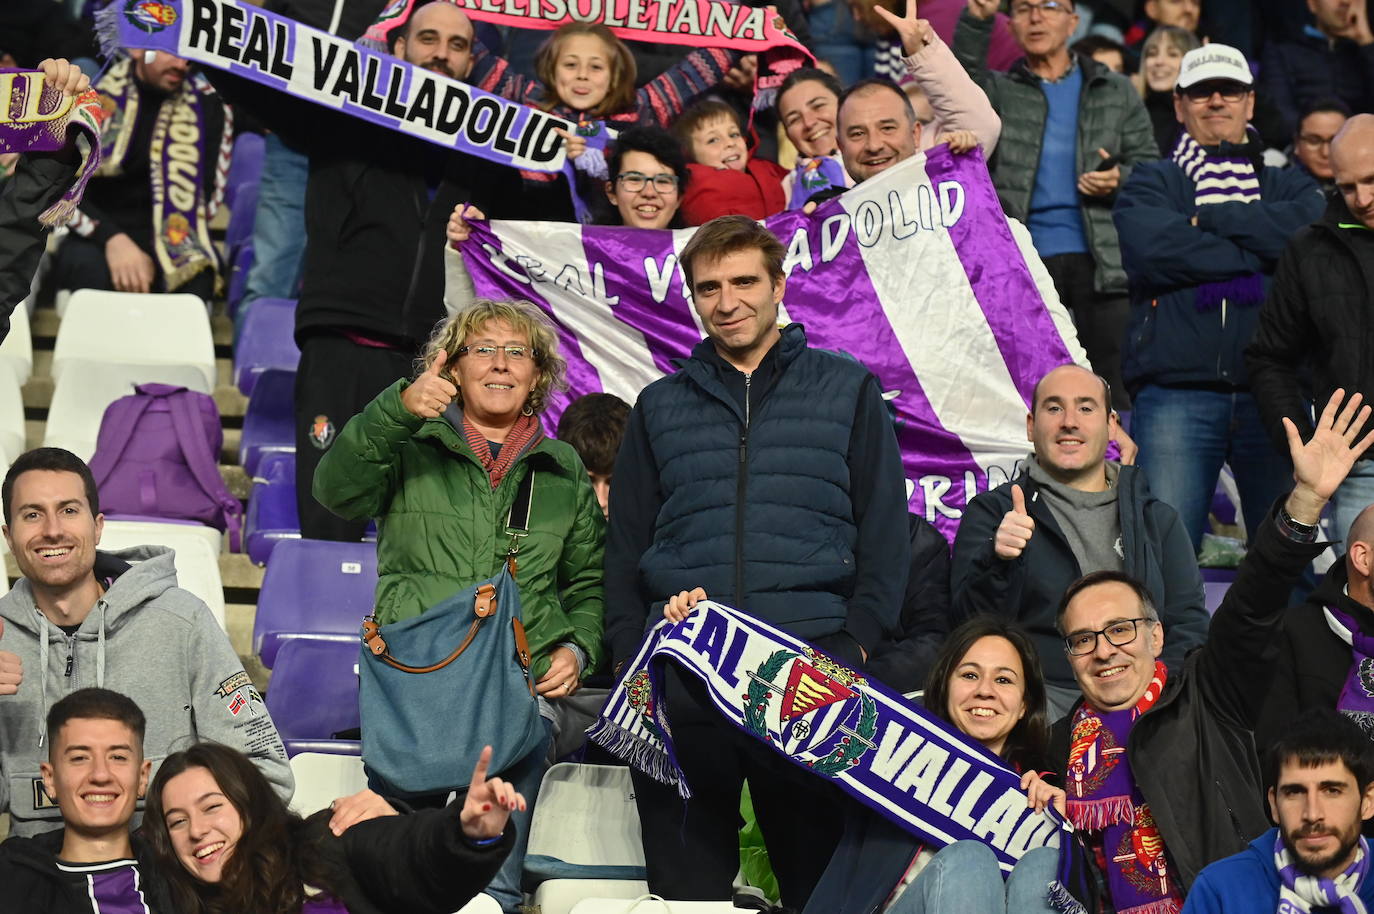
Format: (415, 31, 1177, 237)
(672, 99, 788, 227)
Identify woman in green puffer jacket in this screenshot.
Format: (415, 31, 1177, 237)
(313, 297, 605, 913)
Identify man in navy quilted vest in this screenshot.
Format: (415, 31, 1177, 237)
(603, 215, 910, 909)
(0, 447, 292, 837)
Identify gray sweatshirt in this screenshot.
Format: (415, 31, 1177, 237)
(0, 546, 293, 836)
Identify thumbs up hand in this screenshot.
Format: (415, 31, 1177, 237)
(400, 352, 459, 420)
(0, 620, 23, 696)
(994, 484, 1036, 560)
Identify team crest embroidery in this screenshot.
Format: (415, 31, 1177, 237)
(124, 0, 178, 33)
(1112, 805, 1173, 899)
(1359, 658, 1374, 698)
(744, 647, 877, 777)
(309, 414, 335, 449)
(625, 670, 663, 739)
(1067, 716, 1126, 797)
(164, 212, 191, 248)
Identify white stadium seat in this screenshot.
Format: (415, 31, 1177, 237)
(52, 290, 215, 391)
(96, 523, 225, 630)
(287, 751, 367, 817)
(0, 374, 25, 464)
(0, 305, 34, 386)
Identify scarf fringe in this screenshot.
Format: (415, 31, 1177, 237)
(38, 196, 78, 229)
(94, 2, 122, 58)
(1048, 880, 1088, 914)
(1118, 900, 1183, 914)
(1066, 795, 1136, 831)
(585, 719, 691, 799)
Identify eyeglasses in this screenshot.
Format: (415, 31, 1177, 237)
(1298, 133, 1335, 150)
(1063, 618, 1152, 656)
(458, 345, 534, 361)
(616, 171, 679, 193)
(1179, 83, 1250, 103)
(1010, 0, 1071, 18)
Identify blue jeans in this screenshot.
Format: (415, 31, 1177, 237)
(806, 1, 875, 87)
(889, 842, 1060, 914)
(243, 133, 307, 307)
(1332, 459, 1374, 551)
(1131, 385, 1293, 554)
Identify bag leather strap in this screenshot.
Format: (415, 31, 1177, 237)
(361, 581, 535, 695)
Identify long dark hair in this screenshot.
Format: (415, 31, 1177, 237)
(923, 616, 1051, 772)
(143, 743, 338, 914)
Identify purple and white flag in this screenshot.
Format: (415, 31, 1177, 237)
(460, 148, 1087, 538)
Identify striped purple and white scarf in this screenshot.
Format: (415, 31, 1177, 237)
(1275, 831, 1370, 914)
(1170, 129, 1266, 312)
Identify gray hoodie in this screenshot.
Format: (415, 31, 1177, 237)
(0, 546, 293, 836)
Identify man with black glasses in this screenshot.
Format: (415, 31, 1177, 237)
(1113, 44, 1325, 557)
(1048, 389, 1374, 909)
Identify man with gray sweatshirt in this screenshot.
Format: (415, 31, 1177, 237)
(0, 447, 292, 836)
(950, 363, 1210, 718)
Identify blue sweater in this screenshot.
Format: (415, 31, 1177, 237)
(1183, 828, 1374, 913)
(1027, 63, 1088, 259)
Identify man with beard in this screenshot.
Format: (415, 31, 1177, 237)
(1181, 709, 1374, 913)
(206, 0, 531, 541)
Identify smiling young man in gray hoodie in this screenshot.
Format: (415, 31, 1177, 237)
(0, 447, 292, 837)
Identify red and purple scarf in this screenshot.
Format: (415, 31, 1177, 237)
(462, 412, 544, 488)
(1066, 661, 1183, 914)
(0, 69, 106, 226)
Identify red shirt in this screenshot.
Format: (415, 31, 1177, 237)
(680, 158, 789, 226)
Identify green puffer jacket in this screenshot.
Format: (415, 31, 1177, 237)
(952, 9, 1159, 294)
(313, 379, 605, 681)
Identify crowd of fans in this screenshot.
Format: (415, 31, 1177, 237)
(4, 0, 1374, 912)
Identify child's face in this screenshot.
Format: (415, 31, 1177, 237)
(691, 115, 748, 171)
(554, 34, 614, 112)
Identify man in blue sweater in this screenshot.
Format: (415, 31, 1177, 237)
(1183, 709, 1374, 913)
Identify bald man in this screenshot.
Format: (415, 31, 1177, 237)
(1259, 502, 1374, 838)
(1249, 113, 1374, 548)
(951, 362, 1208, 718)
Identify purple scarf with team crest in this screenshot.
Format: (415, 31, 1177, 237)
(1066, 661, 1182, 914)
(1324, 606, 1374, 735)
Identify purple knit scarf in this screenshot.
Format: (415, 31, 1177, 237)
(0, 69, 106, 226)
(1325, 606, 1374, 736)
(788, 153, 850, 209)
(1170, 129, 1266, 313)
(1275, 830, 1371, 914)
(1066, 662, 1182, 914)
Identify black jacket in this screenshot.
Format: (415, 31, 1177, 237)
(0, 154, 75, 343)
(950, 464, 1208, 689)
(0, 828, 174, 914)
(864, 514, 952, 695)
(1246, 194, 1374, 452)
(1256, 559, 1374, 838)
(287, 801, 513, 913)
(202, 71, 533, 351)
(1260, 28, 1374, 137)
(1049, 505, 1327, 897)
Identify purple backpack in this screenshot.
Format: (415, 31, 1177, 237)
(88, 383, 244, 550)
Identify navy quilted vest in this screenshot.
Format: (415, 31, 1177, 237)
(636, 326, 867, 639)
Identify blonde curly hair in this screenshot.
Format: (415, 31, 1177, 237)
(419, 299, 567, 415)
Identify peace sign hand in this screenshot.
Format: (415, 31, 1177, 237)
(873, 0, 935, 56)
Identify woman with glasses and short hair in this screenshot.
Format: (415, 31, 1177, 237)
(313, 298, 605, 914)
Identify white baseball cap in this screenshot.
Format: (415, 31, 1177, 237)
(1175, 44, 1253, 90)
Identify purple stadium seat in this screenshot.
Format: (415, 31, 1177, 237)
(265, 637, 360, 740)
(239, 367, 295, 478)
(225, 180, 259, 257)
(233, 298, 301, 397)
(282, 739, 362, 758)
(245, 450, 299, 565)
(1201, 567, 1236, 616)
(227, 241, 253, 317)
(225, 132, 266, 212)
(253, 538, 378, 668)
